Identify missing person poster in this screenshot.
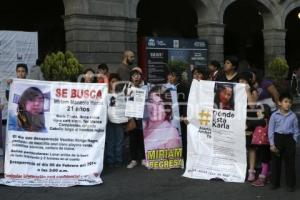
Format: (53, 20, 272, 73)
(0, 79, 107, 187)
(143, 85, 183, 169)
(125, 87, 146, 119)
(183, 80, 247, 183)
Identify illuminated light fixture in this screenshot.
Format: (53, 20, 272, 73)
(298, 12, 300, 19)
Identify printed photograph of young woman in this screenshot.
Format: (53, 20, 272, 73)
(143, 86, 181, 151)
(213, 83, 235, 111)
(8, 87, 47, 132)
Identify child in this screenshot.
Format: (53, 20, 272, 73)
(208, 60, 221, 81)
(268, 92, 299, 192)
(105, 73, 125, 168)
(251, 104, 272, 187)
(192, 68, 206, 81)
(97, 63, 109, 84)
(6, 63, 28, 100)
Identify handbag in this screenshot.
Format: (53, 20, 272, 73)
(125, 118, 136, 132)
(251, 125, 269, 145)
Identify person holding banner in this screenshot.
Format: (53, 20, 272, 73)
(192, 68, 207, 81)
(144, 86, 181, 151)
(106, 73, 126, 168)
(126, 69, 147, 169)
(8, 87, 46, 132)
(216, 56, 239, 83)
(81, 68, 97, 83)
(96, 63, 109, 84)
(238, 72, 259, 182)
(6, 63, 28, 100)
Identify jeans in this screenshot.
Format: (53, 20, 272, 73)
(105, 121, 124, 165)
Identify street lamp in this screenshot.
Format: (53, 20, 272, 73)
(298, 12, 300, 19)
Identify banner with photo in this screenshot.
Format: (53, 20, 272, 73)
(183, 80, 247, 183)
(0, 79, 107, 187)
(143, 85, 183, 169)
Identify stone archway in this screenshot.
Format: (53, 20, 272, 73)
(0, 0, 65, 60)
(285, 7, 300, 69)
(136, 0, 198, 38)
(221, 0, 283, 69)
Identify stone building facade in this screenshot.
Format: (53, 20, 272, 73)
(62, 0, 300, 70)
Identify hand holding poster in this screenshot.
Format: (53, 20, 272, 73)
(143, 85, 183, 169)
(0, 79, 107, 187)
(183, 80, 247, 183)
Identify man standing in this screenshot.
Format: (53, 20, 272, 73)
(29, 59, 44, 80)
(116, 50, 135, 81)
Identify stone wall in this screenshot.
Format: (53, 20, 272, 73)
(62, 0, 300, 71)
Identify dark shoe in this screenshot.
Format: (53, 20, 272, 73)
(107, 164, 115, 169)
(271, 185, 280, 190)
(114, 163, 122, 168)
(287, 187, 295, 192)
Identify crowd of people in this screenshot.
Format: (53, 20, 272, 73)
(0, 50, 299, 192)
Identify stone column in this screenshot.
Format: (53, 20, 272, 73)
(197, 23, 225, 63)
(63, 0, 138, 70)
(64, 15, 138, 70)
(263, 29, 286, 68)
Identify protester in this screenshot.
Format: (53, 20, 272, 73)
(97, 63, 109, 84)
(116, 50, 135, 81)
(126, 69, 147, 169)
(144, 86, 181, 150)
(252, 69, 279, 111)
(81, 68, 96, 83)
(290, 66, 300, 96)
(251, 104, 272, 187)
(105, 73, 125, 168)
(215, 56, 239, 83)
(268, 92, 299, 192)
(238, 71, 259, 182)
(167, 71, 177, 85)
(8, 87, 46, 132)
(208, 60, 221, 81)
(28, 59, 44, 80)
(192, 68, 206, 81)
(6, 63, 28, 100)
(165, 70, 189, 164)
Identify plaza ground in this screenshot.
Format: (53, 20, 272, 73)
(0, 145, 299, 200)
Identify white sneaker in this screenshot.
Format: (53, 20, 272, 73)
(127, 160, 137, 169)
(141, 159, 148, 168)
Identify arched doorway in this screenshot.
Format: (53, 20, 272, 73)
(223, 0, 265, 70)
(285, 7, 300, 70)
(0, 0, 65, 59)
(137, 0, 198, 38)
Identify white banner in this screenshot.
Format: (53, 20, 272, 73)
(0, 79, 107, 187)
(183, 80, 247, 183)
(0, 31, 38, 120)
